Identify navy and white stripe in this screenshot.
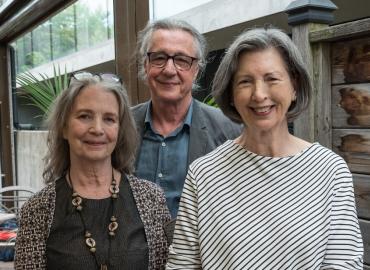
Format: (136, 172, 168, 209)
(166, 140, 363, 270)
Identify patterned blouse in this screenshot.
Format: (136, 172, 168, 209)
(15, 174, 171, 270)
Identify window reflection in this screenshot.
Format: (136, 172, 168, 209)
(11, 0, 114, 73)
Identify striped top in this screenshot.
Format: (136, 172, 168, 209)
(166, 140, 363, 270)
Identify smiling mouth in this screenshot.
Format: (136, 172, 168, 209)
(251, 106, 274, 114)
(85, 141, 106, 146)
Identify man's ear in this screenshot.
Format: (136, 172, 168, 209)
(194, 66, 200, 79)
(144, 59, 150, 75)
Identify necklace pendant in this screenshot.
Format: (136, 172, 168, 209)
(101, 264, 108, 270)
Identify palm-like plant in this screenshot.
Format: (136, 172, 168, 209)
(16, 65, 69, 117)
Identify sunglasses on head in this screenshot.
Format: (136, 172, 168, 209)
(71, 71, 122, 84)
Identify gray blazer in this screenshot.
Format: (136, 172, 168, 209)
(132, 99, 243, 167)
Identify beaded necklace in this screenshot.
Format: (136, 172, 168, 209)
(68, 169, 120, 270)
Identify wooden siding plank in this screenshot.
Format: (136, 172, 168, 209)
(332, 129, 370, 174)
(359, 219, 370, 265)
(332, 84, 370, 128)
(331, 37, 370, 85)
(353, 174, 370, 220)
(310, 17, 370, 43)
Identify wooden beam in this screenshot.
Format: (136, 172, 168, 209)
(312, 42, 331, 148)
(0, 0, 30, 25)
(135, 0, 150, 103)
(114, 0, 149, 105)
(292, 23, 327, 142)
(0, 0, 76, 43)
(0, 44, 15, 187)
(310, 17, 370, 43)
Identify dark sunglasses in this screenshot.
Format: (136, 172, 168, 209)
(71, 71, 122, 84)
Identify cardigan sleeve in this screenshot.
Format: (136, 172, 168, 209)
(321, 163, 364, 269)
(14, 185, 55, 270)
(166, 167, 202, 269)
(127, 175, 171, 270)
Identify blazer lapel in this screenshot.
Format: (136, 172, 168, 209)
(132, 102, 149, 168)
(188, 100, 208, 166)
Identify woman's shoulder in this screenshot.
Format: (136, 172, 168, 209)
(302, 143, 351, 174)
(126, 174, 165, 198)
(19, 183, 56, 216)
(308, 143, 347, 162)
(190, 140, 238, 169)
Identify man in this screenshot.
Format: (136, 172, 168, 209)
(133, 19, 242, 217)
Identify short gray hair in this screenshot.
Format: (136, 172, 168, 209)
(213, 27, 311, 123)
(137, 18, 207, 81)
(43, 77, 138, 183)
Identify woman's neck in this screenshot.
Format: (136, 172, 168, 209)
(236, 128, 311, 157)
(68, 162, 120, 199)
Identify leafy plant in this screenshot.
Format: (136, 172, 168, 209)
(16, 65, 69, 117)
(203, 93, 218, 108)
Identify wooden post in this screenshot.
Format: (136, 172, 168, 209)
(285, 0, 337, 143)
(0, 44, 15, 187)
(113, 0, 149, 105)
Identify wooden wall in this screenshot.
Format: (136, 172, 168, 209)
(331, 36, 370, 266)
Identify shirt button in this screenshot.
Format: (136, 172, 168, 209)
(158, 173, 163, 178)
(161, 142, 166, 147)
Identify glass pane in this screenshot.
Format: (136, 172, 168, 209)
(51, 5, 77, 59)
(151, 0, 212, 19)
(17, 33, 33, 72)
(11, 0, 115, 131)
(32, 21, 52, 67)
(76, 0, 109, 49)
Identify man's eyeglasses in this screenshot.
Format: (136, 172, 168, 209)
(147, 52, 198, 71)
(71, 71, 122, 84)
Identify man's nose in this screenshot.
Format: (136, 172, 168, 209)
(162, 58, 177, 74)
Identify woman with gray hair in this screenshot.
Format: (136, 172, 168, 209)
(167, 27, 363, 269)
(15, 72, 170, 270)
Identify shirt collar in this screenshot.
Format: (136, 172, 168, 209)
(144, 99, 193, 130)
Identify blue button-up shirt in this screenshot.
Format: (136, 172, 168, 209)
(136, 101, 193, 217)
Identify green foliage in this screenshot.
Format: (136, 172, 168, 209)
(24, 51, 46, 67)
(203, 94, 219, 108)
(16, 66, 69, 117)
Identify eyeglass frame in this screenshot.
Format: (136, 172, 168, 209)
(146, 52, 198, 71)
(70, 71, 122, 85)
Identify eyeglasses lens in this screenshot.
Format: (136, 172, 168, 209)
(148, 52, 194, 71)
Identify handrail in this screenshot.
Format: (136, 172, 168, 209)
(0, 186, 37, 194)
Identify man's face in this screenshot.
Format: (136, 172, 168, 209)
(144, 29, 199, 105)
